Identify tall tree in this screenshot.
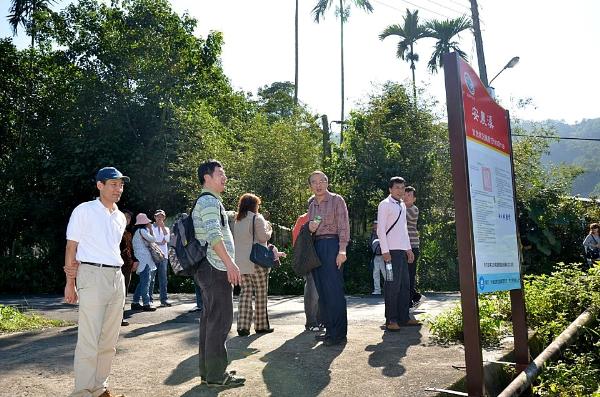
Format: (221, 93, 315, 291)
(379, 9, 427, 104)
(312, 0, 373, 132)
(7, 0, 54, 48)
(423, 16, 472, 73)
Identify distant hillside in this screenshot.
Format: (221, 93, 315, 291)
(520, 118, 600, 197)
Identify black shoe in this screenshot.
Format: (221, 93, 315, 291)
(411, 299, 422, 309)
(131, 303, 143, 311)
(188, 306, 202, 313)
(206, 372, 245, 388)
(256, 328, 274, 334)
(324, 337, 347, 346)
(121, 320, 129, 326)
(315, 334, 328, 341)
(159, 301, 172, 307)
(142, 305, 157, 312)
(237, 329, 250, 337)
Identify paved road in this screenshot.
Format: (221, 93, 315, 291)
(0, 293, 468, 397)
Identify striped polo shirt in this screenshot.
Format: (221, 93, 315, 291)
(192, 188, 234, 271)
(405, 204, 420, 249)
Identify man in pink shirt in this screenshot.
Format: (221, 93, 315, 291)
(377, 176, 420, 331)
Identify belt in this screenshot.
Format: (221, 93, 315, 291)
(82, 262, 121, 269)
(314, 234, 338, 241)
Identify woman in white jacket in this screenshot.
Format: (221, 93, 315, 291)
(131, 213, 157, 311)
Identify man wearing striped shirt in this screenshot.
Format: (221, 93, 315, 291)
(192, 160, 244, 388)
(377, 176, 420, 331)
(404, 186, 422, 307)
(307, 170, 350, 346)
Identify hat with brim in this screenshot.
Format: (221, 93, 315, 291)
(154, 209, 166, 217)
(135, 213, 152, 225)
(96, 166, 130, 182)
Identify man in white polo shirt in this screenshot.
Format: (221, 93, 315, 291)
(64, 166, 129, 397)
(377, 176, 420, 331)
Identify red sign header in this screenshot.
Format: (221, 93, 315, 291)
(459, 58, 510, 155)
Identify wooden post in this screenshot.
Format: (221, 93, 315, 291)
(443, 51, 485, 397)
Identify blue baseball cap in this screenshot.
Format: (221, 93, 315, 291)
(95, 167, 130, 182)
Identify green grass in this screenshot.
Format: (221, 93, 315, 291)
(0, 304, 71, 333)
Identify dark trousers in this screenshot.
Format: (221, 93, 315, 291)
(304, 272, 322, 328)
(121, 262, 133, 295)
(408, 247, 421, 302)
(195, 261, 233, 383)
(384, 250, 410, 325)
(312, 237, 347, 340)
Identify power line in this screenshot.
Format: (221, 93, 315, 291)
(446, 0, 472, 11)
(512, 134, 600, 142)
(372, 0, 451, 19)
(421, 0, 468, 17)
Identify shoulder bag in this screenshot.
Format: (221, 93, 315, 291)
(249, 215, 276, 268)
(141, 229, 165, 263)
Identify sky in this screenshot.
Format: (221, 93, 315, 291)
(2, 0, 600, 132)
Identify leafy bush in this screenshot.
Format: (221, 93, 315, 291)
(0, 305, 70, 333)
(426, 263, 600, 395)
(425, 292, 512, 347)
(418, 220, 459, 291)
(268, 249, 304, 296)
(0, 253, 64, 294)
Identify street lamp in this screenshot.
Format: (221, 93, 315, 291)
(329, 120, 346, 144)
(487, 56, 519, 99)
(489, 56, 520, 85)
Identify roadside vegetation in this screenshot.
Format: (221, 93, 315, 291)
(426, 263, 600, 396)
(0, 305, 71, 333)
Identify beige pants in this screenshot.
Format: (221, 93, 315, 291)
(70, 264, 125, 397)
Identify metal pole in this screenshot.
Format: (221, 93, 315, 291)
(321, 114, 331, 163)
(498, 307, 598, 397)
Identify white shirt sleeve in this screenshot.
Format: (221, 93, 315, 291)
(66, 204, 84, 242)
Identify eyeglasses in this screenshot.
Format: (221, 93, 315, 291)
(310, 179, 328, 186)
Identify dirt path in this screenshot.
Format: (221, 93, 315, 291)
(0, 293, 467, 397)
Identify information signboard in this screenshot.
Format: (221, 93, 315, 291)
(458, 58, 521, 293)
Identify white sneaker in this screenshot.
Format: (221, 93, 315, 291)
(372, 291, 381, 295)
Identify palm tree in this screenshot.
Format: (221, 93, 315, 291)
(312, 0, 374, 129)
(424, 16, 472, 73)
(8, 0, 55, 48)
(379, 9, 427, 104)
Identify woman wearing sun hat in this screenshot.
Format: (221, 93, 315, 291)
(131, 213, 158, 311)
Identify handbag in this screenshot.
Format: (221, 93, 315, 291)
(141, 229, 166, 263)
(249, 215, 276, 268)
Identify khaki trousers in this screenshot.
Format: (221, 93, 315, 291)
(71, 264, 125, 397)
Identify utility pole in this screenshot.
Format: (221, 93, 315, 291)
(469, 0, 488, 87)
(321, 115, 332, 163)
(294, 0, 299, 105)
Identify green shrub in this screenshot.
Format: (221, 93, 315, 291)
(0, 305, 70, 333)
(425, 292, 512, 347)
(418, 220, 460, 291)
(0, 253, 64, 294)
(427, 263, 600, 395)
